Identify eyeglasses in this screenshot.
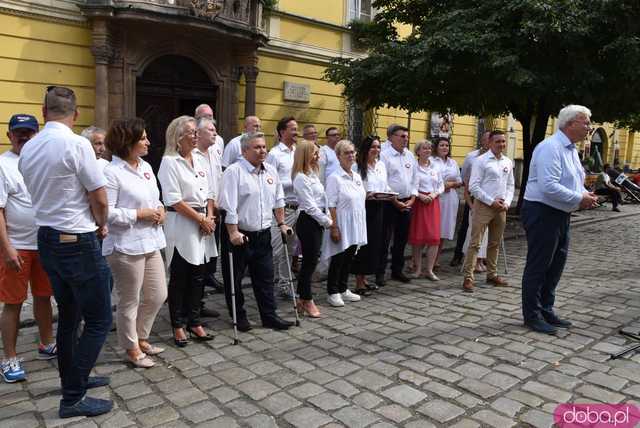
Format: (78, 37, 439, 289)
(326, 133, 340, 137)
(180, 130, 197, 138)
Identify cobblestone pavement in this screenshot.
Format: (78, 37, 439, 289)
(1, 209, 640, 427)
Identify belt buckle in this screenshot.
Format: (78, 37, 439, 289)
(59, 234, 78, 243)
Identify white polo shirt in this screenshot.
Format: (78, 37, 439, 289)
(266, 142, 296, 205)
(469, 150, 515, 207)
(19, 121, 107, 233)
(102, 156, 166, 256)
(319, 144, 340, 185)
(219, 159, 285, 232)
(97, 157, 110, 174)
(354, 160, 391, 193)
(222, 134, 243, 168)
(414, 160, 444, 195)
(380, 145, 418, 199)
(0, 151, 37, 249)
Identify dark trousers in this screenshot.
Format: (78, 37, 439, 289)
(453, 203, 471, 259)
(352, 200, 385, 275)
(328, 245, 357, 295)
(594, 188, 621, 209)
(379, 202, 411, 275)
(295, 211, 323, 300)
(37, 227, 112, 406)
(221, 225, 279, 324)
(521, 200, 571, 322)
(168, 249, 204, 328)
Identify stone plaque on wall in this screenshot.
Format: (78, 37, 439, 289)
(283, 81, 310, 103)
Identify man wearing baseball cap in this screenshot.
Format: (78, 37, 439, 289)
(0, 114, 57, 384)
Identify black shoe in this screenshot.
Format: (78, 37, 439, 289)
(86, 376, 110, 389)
(200, 306, 220, 318)
(449, 255, 463, 267)
(263, 316, 294, 331)
(59, 396, 113, 418)
(237, 317, 253, 332)
(186, 326, 215, 341)
(375, 274, 386, 287)
(391, 271, 411, 283)
(524, 319, 558, 335)
(205, 275, 224, 291)
(613, 207, 621, 212)
(365, 282, 379, 291)
(542, 313, 572, 328)
(353, 288, 372, 296)
(174, 337, 189, 348)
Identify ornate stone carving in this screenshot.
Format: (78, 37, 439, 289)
(190, 0, 224, 19)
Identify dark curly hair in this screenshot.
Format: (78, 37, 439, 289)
(105, 118, 146, 160)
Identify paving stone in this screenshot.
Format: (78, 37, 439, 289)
(538, 370, 582, 390)
(138, 406, 180, 427)
(352, 392, 383, 409)
(453, 362, 491, 379)
(583, 371, 629, 391)
(375, 404, 413, 423)
(114, 382, 153, 400)
(576, 384, 625, 403)
(490, 397, 524, 417)
(284, 407, 333, 428)
(427, 368, 463, 383)
(236, 378, 279, 401)
(180, 401, 224, 423)
(332, 406, 380, 428)
(380, 384, 427, 407)
(126, 394, 165, 413)
(243, 414, 279, 428)
(209, 386, 241, 403)
(3, 413, 40, 428)
(403, 420, 437, 428)
(308, 392, 349, 411)
(325, 379, 360, 397)
(259, 391, 301, 415)
(522, 381, 573, 402)
(194, 416, 238, 428)
(347, 370, 393, 391)
(216, 367, 256, 385)
(397, 370, 429, 386)
(505, 390, 545, 408)
(227, 399, 261, 417)
(166, 387, 208, 406)
(289, 383, 326, 399)
(422, 381, 462, 398)
(99, 410, 136, 428)
(472, 410, 516, 427)
(448, 419, 481, 428)
(457, 378, 502, 399)
(482, 372, 520, 390)
(519, 409, 554, 428)
(417, 399, 465, 423)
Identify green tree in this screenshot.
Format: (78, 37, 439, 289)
(325, 0, 640, 208)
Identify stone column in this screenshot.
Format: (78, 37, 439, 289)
(243, 65, 259, 117)
(90, 19, 113, 129)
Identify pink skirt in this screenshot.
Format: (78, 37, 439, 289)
(408, 196, 441, 246)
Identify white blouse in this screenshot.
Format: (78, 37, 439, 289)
(414, 161, 445, 195)
(102, 156, 166, 256)
(354, 160, 392, 193)
(431, 156, 461, 185)
(293, 172, 332, 227)
(157, 154, 217, 267)
(321, 168, 367, 259)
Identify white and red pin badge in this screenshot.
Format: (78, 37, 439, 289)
(405, 163, 412, 169)
(267, 176, 274, 185)
(503, 166, 509, 173)
(356, 180, 362, 186)
(143, 172, 151, 180)
(198, 171, 205, 177)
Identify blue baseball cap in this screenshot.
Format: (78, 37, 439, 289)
(9, 114, 39, 132)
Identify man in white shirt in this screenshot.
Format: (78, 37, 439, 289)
(81, 126, 109, 173)
(319, 127, 341, 185)
(0, 114, 57, 384)
(462, 130, 515, 293)
(381, 123, 402, 152)
(194, 103, 225, 148)
(379, 125, 417, 284)
(222, 115, 261, 168)
(193, 118, 223, 316)
(450, 130, 491, 266)
(302, 124, 318, 143)
(19, 86, 113, 418)
(219, 132, 294, 331)
(266, 117, 299, 298)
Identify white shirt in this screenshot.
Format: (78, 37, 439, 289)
(0, 151, 37, 249)
(319, 145, 340, 185)
(524, 130, 585, 213)
(414, 161, 445, 195)
(219, 159, 285, 232)
(102, 156, 166, 256)
(381, 139, 392, 152)
(461, 149, 484, 185)
(266, 142, 296, 205)
(19, 121, 107, 233)
(222, 134, 243, 168)
(193, 147, 221, 202)
(469, 151, 515, 207)
(321, 168, 367, 259)
(97, 158, 110, 175)
(380, 145, 418, 199)
(354, 160, 391, 193)
(157, 154, 217, 266)
(432, 156, 461, 185)
(293, 172, 332, 227)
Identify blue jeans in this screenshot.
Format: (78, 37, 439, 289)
(521, 201, 571, 323)
(38, 227, 112, 406)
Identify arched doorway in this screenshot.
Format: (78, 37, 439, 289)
(136, 55, 217, 172)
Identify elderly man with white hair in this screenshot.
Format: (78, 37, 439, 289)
(521, 104, 598, 335)
(81, 126, 108, 173)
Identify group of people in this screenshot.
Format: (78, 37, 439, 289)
(0, 85, 597, 419)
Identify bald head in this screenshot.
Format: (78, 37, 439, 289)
(195, 104, 214, 120)
(243, 116, 261, 133)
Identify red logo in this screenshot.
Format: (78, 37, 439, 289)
(198, 171, 205, 177)
(267, 177, 274, 184)
(143, 172, 151, 180)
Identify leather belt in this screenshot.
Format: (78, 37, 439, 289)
(166, 206, 206, 214)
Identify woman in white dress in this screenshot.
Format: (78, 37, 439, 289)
(322, 140, 367, 307)
(431, 137, 463, 267)
(158, 115, 217, 347)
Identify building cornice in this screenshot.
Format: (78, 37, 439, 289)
(259, 36, 364, 66)
(270, 9, 349, 33)
(0, 1, 87, 25)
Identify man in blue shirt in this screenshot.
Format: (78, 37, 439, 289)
(521, 105, 598, 334)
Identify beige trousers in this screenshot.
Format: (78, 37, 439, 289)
(462, 202, 506, 281)
(107, 250, 167, 350)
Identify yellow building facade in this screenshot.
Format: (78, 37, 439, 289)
(1, 0, 639, 170)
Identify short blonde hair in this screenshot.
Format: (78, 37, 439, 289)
(292, 140, 319, 179)
(335, 139, 355, 157)
(414, 139, 431, 155)
(164, 115, 196, 157)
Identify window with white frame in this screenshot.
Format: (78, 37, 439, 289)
(348, 0, 372, 22)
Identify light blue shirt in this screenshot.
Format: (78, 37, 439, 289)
(524, 130, 586, 213)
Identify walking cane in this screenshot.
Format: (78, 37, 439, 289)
(281, 229, 301, 327)
(501, 237, 508, 275)
(228, 246, 240, 345)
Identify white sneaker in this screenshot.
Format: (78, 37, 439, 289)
(341, 289, 361, 302)
(327, 293, 345, 307)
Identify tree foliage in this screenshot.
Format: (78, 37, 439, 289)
(324, 0, 640, 208)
